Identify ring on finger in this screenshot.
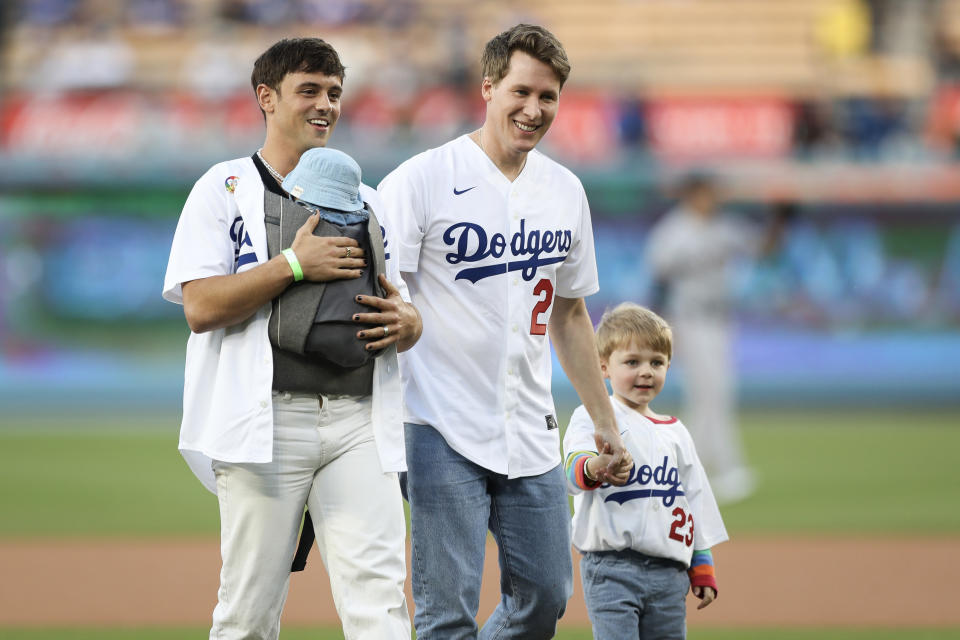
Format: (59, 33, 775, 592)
(345, 247, 352, 258)
(382, 325, 389, 337)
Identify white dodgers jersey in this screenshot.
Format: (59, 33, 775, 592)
(563, 397, 729, 566)
(378, 134, 599, 477)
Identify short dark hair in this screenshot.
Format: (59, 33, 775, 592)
(251, 38, 345, 94)
(480, 24, 571, 89)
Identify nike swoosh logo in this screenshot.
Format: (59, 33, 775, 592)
(453, 186, 477, 195)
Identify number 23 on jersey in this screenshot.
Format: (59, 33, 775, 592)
(669, 507, 694, 546)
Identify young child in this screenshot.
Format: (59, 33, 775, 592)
(563, 302, 729, 639)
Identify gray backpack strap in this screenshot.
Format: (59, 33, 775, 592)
(365, 203, 387, 298)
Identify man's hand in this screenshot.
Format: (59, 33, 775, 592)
(585, 443, 631, 485)
(548, 295, 633, 484)
(353, 274, 423, 352)
(692, 586, 716, 610)
(291, 213, 366, 282)
(592, 427, 633, 486)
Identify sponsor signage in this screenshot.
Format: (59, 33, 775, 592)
(646, 97, 793, 158)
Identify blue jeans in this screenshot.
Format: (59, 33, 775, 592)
(402, 423, 573, 640)
(581, 550, 689, 640)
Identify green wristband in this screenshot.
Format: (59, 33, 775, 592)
(282, 248, 303, 282)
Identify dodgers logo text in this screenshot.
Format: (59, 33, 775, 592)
(230, 216, 256, 268)
(443, 218, 571, 283)
(603, 456, 685, 507)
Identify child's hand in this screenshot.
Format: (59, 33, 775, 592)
(600, 454, 631, 485)
(593, 431, 633, 485)
(606, 451, 633, 484)
(586, 448, 631, 485)
(692, 585, 716, 610)
(589, 442, 633, 485)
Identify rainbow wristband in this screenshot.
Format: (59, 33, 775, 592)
(688, 549, 718, 593)
(282, 248, 303, 282)
(564, 451, 602, 490)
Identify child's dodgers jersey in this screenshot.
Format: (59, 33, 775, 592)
(563, 397, 729, 565)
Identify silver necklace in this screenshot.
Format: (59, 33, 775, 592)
(256, 149, 285, 183)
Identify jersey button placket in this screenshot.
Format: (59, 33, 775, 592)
(504, 191, 523, 475)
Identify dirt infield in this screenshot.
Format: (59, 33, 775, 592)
(2, 536, 957, 629)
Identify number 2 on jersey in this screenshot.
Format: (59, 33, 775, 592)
(669, 507, 694, 546)
(530, 278, 554, 335)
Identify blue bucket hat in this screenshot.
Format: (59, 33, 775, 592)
(282, 147, 365, 213)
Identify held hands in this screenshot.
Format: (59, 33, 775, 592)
(585, 444, 630, 485)
(592, 428, 633, 486)
(692, 586, 716, 610)
(290, 213, 366, 282)
(353, 275, 422, 352)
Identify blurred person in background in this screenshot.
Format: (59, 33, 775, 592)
(162, 37, 418, 640)
(646, 173, 786, 504)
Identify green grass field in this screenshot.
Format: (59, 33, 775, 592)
(2, 407, 959, 638)
(2, 408, 959, 537)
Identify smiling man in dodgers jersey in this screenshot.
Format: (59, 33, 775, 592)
(379, 24, 633, 639)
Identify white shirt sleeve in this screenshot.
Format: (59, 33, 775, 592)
(676, 425, 729, 549)
(162, 169, 235, 305)
(378, 159, 428, 274)
(562, 405, 600, 495)
(555, 183, 599, 298)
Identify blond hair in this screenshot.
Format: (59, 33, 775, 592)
(596, 303, 673, 361)
(480, 24, 571, 88)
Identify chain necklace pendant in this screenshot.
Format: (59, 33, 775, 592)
(256, 150, 285, 183)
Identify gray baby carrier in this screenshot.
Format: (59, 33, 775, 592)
(263, 191, 386, 393)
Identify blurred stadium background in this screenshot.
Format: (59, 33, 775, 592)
(1, 0, 958, 638)
(2, 0, 960, 409)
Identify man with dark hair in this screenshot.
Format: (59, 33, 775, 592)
(250, 37, 346, 109)
(379, 24, 631, 639)
(163, 38, 418, 639)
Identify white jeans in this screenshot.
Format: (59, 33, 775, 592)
(210, 392, 410, 640)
